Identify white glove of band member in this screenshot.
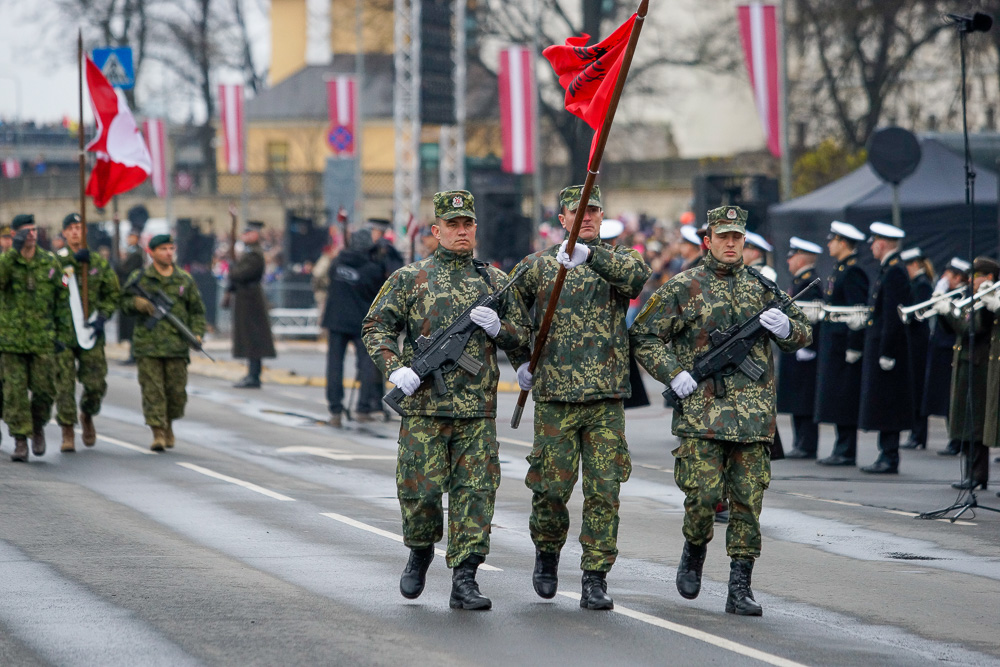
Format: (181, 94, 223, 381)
(932, 298, 952, 316)
(516, 362, 534, 391)
(845, 349, 862, 364)
(933, 277, 950, 296)
(980, 288, 1000, 313)
(557, 240, 591, 270)
(760, 308, 791, 339)
(879, 356, 895, 371)
(795, 348, 817, 362)
(389, 367, 421, 396)
(470, 306, 501, 338)
(670, 370, 698, 399)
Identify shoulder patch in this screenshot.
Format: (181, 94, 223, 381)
(57, 248, 70, 257)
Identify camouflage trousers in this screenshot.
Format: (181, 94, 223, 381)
(673, 438, 771, 560)
(396, 415, 500, 568)
(136, 357, 189, 428)
(55, 345, 108, 425)
(1, 352, 56, 437)
(526, 400, 631, 572)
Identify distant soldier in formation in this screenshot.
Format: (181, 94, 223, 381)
(116, 228, 145, 365)
(0, 225, 12, 253)
(899, 248, 934, 450)
(226, 220, 276, 389)
(927, 259, 971, 456)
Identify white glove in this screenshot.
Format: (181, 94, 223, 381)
(933, 277, 950, 295)
(879, 356, 895, 371)
(470, 306, 501, 338)
(932, 298, 952, 316)
(795, 348, 817, 362)
(389, 367, 421, 396)
(557, 240, 591, 270)
(670, 370, 697, 399)
(760, 308, 791, 339)
(845, 349, 862, 364)
(516, 362, 533, 391)
(981, 288, 1000, 313)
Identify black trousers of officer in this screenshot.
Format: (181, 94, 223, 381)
(876, 431, 901, 468)
(792, 415, 819, 455)
(829, 424, 858, 460)
(326, 331, 383, 415)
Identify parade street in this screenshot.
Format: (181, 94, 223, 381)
(0, 348, 998, 667)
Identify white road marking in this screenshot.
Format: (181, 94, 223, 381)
(498, 436, 533, 448)
(92, 432, 158, 455)
(884, 509, 975, 526)
(784, 492, 863, 507)
(321, 511, 502, 572)
(277, 445, 396, 461)
(557, 592, 807, 667)
(176, 462, 296, 501)
(637, 462, 673, 473)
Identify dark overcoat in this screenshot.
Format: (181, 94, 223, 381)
(777, 265, 823, 416)
(984, 318, 1000, 448)
(922, 311, 958, 417)
(906, 272, 933, 420)
(941, 308, 996, 442)
(228, 244, 276, 359)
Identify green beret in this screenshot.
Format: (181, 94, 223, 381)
(0, 225, 11, 237)
(433, 190, 476, 220)
(559, 184, 603, 212)
(706, 206, 748, 234)
(62, 213, 82, 229)
(148, 233, 173, 250)
(11, 213, 34, 230)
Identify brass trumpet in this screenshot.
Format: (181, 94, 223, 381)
(897, 287, 965, 324)
(822, 304, 871, 330)
(951, 281, 1000, 317)
(796, 300, 826, 325)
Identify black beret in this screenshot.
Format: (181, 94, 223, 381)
(244, 220, 265, 232)
(366, 218, 392, 229)
(148, 233, 173, 250)
(11, 213, 34, 230)
(62, 213, 82, 229)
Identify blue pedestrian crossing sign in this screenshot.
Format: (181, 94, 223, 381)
(92, 47, 135, 90)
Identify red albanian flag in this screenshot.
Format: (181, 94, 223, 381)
(85, 57, 152, 208)
(542, 14, 637, 161)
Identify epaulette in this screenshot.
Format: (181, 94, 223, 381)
(888, 257, 899, 266)
(847, 258, 856, 266)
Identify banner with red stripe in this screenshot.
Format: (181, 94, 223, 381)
(143, 118, 167, 198)
(326, 76, 357, 157)
(219, 83, 245, 174)
(737, 3, 783, 157)
(498, 46, 536, 175)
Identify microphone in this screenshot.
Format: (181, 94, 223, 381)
(946, 12, 993, 33)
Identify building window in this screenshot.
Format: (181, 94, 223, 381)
(267, 141, 289, 172)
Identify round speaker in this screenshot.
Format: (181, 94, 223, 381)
(867, 127, 921, 185)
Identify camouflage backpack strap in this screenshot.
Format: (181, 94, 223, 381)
(746, 265, 790, 305)
(472, 258, 495, 290)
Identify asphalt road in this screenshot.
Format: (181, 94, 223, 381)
(1, 357, 998, 666)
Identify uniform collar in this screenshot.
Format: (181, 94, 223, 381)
(434, 246, 474, 267)
(881, 248, 900, 266)
(703, 251, 744, 277)
(794, 264, 816, 277)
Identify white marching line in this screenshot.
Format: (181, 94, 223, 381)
(557, 591, 807, 667)
(91, 432, 158, 455)
(320, 511, 502, 572)
(176, 462, 296, 501)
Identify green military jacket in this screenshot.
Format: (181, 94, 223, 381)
(630, 252, 811, 443)
(56, 247, 121, 347)
(984, 318, 1000, 448)
(0, 247, 72, 355)
(362, 246, 530, 419)
(508, 239, 650, 403)
(121, 264, 207, 359)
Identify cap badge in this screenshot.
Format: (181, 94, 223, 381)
(452, 196, 463, 208)
(727, 208, 737, 219)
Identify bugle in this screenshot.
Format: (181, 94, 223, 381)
(897, 287, 965, 324)
(951, 281, 1000, 317)
(822, 304, 871, 331)
(797, 300, 825, 324)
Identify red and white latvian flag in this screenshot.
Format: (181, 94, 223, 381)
(543, 14, 637, 162)
(143, 118, 168, 198)
(84, 57, 152, 208)
(326, 76, 357, 157)
(219, 83, 245, 173)
(498, 46, 536, 175)
(2, 158, 21, 178)
(738, 3, 783, 157)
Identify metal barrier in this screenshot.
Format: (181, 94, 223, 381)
(269, 308, 322, 338)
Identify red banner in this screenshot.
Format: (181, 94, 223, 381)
(738, 3, 783, 157)
(499, 46, 536, 175)
(219, 83, 245, 173)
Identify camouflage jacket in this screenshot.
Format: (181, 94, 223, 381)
(121, 265, 207, 359)
(56, 247, 121, 347)
(0, 247, 73, 355)
(362, 246, 530, 419)
(508, 239, 650, 403)
(630, 252, 811, 442)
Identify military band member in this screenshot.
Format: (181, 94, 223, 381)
(678, 225, 704, 272)
(778, 237, 824, 458)
(979, 278, 1000, 497)
(227, 220, 276, 389)
(362, 190, 529, 611)
(510, 184, 650, 610)
(743, 231, 777, 282)
(54, 213, 120, 452)
(632, 205, 811, 616)
(121, 234, 207, 451)
(929, 259, 971, 456)
(0, 214, 71, 462)
(899, 248, 933, 450)
(815, 222, 869, 467)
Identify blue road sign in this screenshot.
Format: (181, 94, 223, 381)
(92, 47, 135, 90)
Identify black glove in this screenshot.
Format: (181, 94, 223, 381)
(87, 314, 107, 336)
(12, 228, 29, 252)
(73, 248, 92, 264)
(54, 340, 66, 354)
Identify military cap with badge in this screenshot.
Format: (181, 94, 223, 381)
(706, 205, 748, 234)
(433, 190, 477, 220)
(559, 184, 603, 212)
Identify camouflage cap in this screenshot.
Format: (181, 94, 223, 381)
(559, 184, 603, 212)
(433, 190, 476, 220)
(706, 205, 747, 234)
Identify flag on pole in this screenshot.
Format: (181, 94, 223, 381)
(219, 83, 245, 173)
(543, 14, 637, 161)
(143, 118, 168, 198)
(326, 76, 357, 156)
(498, 46, 536, 175)
(2, 158, 21, 178)
(738, 3, 782, 157)
(84, 57, 152, 208)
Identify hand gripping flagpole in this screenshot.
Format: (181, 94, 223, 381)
(511, 0, 649, 428)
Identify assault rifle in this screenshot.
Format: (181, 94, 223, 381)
(383, 264, 528, 416)
(127, 281, 215, 362)
(663, 278, 819, 416)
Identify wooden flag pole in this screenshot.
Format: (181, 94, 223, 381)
(511, 0, 649, 428)
(78, 29, 90, 319)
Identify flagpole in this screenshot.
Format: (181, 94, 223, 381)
(511, 0, 649, 428)
(78, 29, 90, 319)
(531, 2, 544, 245)
(778, 0, 792, 200)
(240, 87, 249, 229)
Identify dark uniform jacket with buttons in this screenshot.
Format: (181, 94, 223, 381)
(905, 272, 932, 420)
(814, 253, 869, 425)
(777, 265, 822, 416)
(940, 307, 995, 442)
(922, 291, 962, 418)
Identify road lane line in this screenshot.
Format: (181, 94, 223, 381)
(784, 492, 863, 507)
(176, 462, 296, 501)
(277, 445, 396, 461)
(557, 592, 806, 667)
(321, 511, 502, 572)
(498, 436, 533, 448)
(91, 432, 158, 455)
(884, 509, 975, 526)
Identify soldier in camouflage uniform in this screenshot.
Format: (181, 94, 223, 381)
(0, 213, 72, 462)
(54, 213, 120, 452)
(362, 190, 529, 611)
(509, 184, 650, 610)
(121, 234, 206, 452)
(631, 205, 811, 616)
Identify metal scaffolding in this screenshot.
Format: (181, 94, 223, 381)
(393, 0, 421, 234)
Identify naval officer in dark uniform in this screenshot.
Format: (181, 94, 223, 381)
(899, 247, 933, 449)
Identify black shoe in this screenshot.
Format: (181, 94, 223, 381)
(937, 445, 961, 457)
(676, 541, 707, 600)
(725, 559, 762, 616)
(784, 448, 816, 460)
(400, 546, 434, 599)
(580, 571, 613, 610)
(816, 455, 855, 466)
(951, 479, 987, 491)
(899, 439, 926, 450)
(860, 460, 898, 474)
(532, 550, 559, 599)
(450, 556, 491, 610)
(233, 375, 261, 389)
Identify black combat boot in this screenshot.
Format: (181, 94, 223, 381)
(11, 437, 28, 462)
(580, 570, 614, 610)
(676, 540, 708, 600)
(31, 428, 46, 457)
(532, 550, 559, 599)
(399, 546, 434, 599)
(450, 555, 491, 610)
(725, 559, 762, 616)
